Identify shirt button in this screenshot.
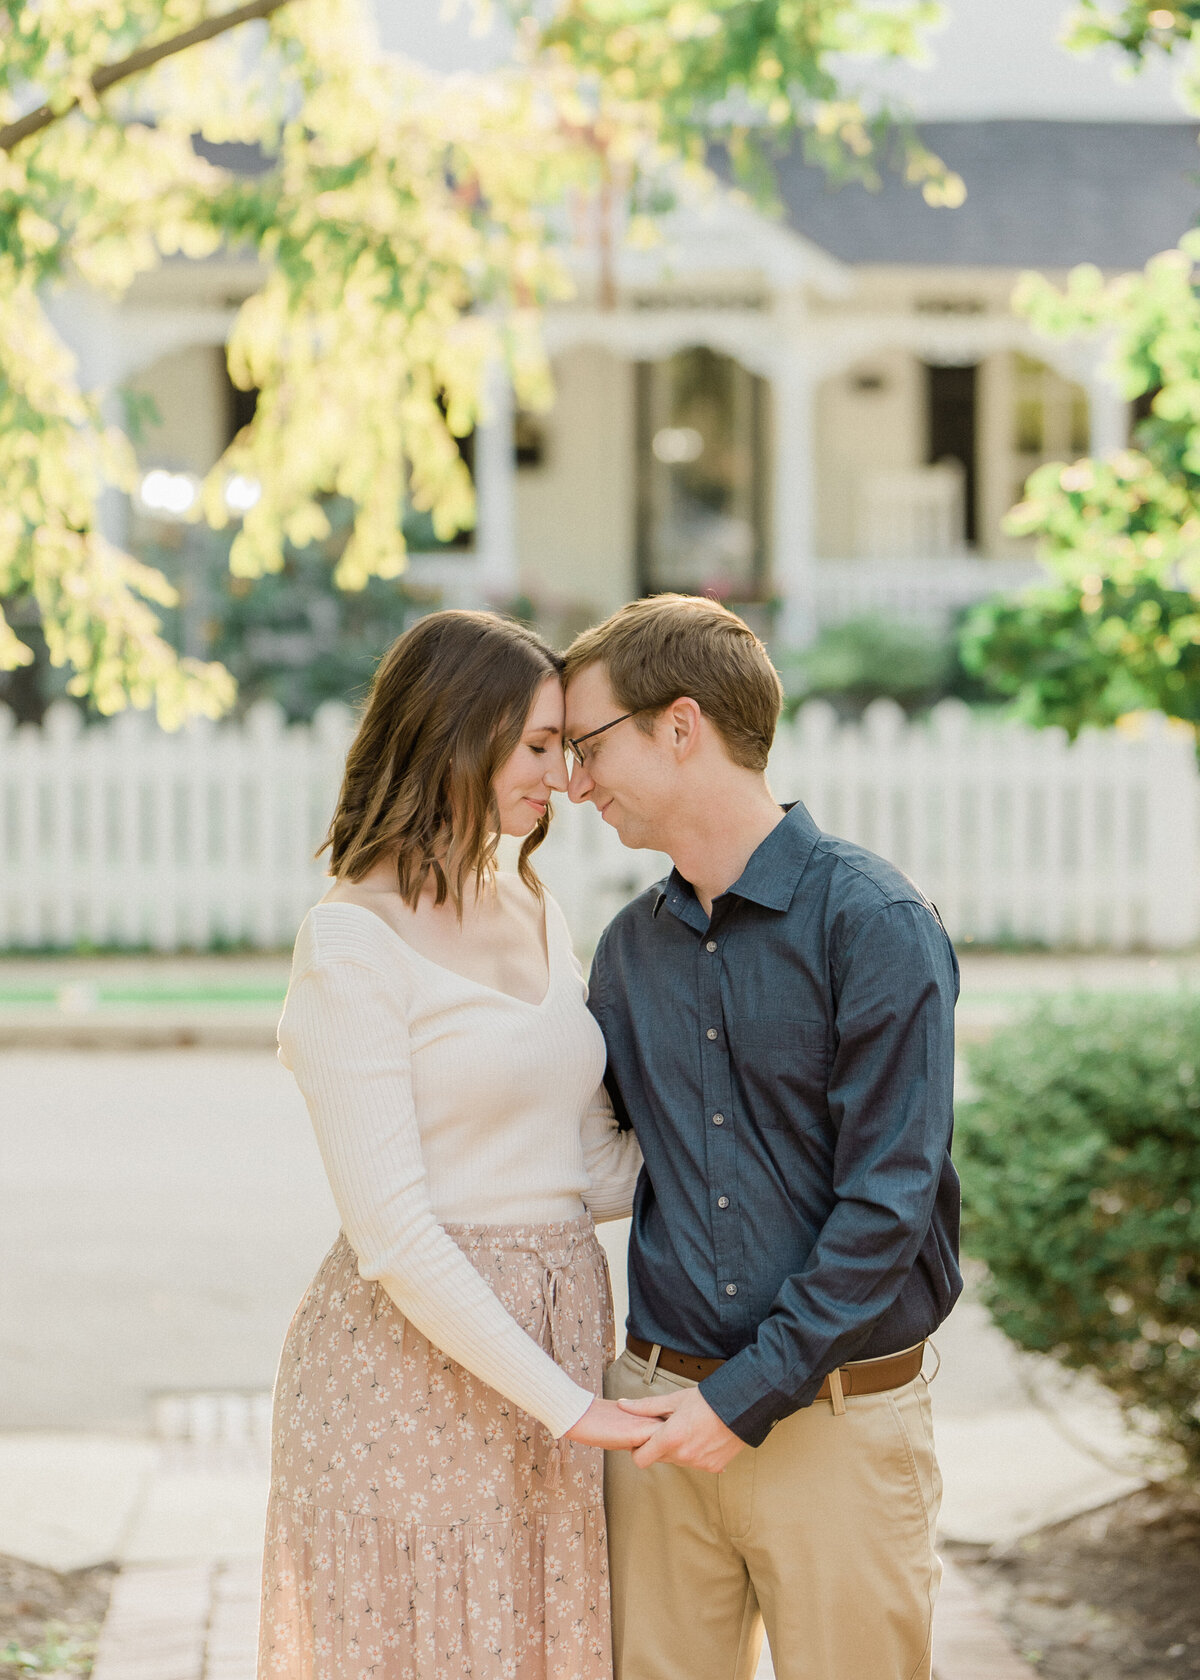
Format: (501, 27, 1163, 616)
(706, 940, 717, 953)
(718, 1195, 730, 1209)
(725, 1283, 738, 1296)
(712, 1112, 725, 1126)
(706, 1027, 718, 1041)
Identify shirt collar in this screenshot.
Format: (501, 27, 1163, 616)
(652, 801, 821, 925)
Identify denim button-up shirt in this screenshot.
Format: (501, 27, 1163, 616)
(587, 801, 963, 1448)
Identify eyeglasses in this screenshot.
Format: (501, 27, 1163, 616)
(565, 711, 635, 774)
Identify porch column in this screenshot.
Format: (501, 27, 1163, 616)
(47, 290, 133, 550)
(770, 354, 818, 647)
(1087, 369, 1129, 458)
(475, 368, 518, 604)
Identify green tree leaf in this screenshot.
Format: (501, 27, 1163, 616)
(0, 0, 947, 724)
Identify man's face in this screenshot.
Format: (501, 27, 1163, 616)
(564, 663, 670, 850)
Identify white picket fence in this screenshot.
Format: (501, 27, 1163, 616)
(772, 702, 1199, 951)
(2, 698, 1198, 952)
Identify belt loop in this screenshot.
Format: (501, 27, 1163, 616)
(643, 1343, 662, 1385)
(827, 1366, 846, 1416)
(923, 1339, 941, 1384)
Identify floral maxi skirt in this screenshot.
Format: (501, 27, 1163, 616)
(258, 1217, 615, 1680)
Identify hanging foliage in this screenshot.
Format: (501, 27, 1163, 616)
(0, 0, 951, 724)
(963, 4, 1200, 743)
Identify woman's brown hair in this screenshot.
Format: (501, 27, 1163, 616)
(322, 611, 563, 912)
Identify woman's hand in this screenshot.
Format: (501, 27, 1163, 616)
(564, 1397, 662, 1452)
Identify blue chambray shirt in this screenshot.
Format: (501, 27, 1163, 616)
(587, 801, 963, 1448)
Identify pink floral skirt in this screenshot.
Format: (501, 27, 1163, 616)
(258, 1216, 615, 1680)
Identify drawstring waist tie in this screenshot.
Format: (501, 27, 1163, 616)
(444, 1215, 604, 1490)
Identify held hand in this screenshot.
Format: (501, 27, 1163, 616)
(618, 1387, 745, 1473)
(564, 1397, 663, 1452)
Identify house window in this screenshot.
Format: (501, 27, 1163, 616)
(984, 352, 1093, 557)
(635, 348, 769, 600)
(1010, 353, 1090, 463)
(1005, 353, 1091, 514)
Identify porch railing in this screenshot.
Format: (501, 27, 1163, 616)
(812, 556, 1044, 627)
(855, 463, 966, 562)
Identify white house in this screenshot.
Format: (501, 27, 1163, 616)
(53, 0, 1200, 650)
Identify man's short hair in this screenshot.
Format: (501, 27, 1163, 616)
(563, 594, 783, 772)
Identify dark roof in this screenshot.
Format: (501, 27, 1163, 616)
(771, 121, 1200, 269)
(192, 136, 273, 176)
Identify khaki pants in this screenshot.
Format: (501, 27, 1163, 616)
(604, 1347, 942, 1680)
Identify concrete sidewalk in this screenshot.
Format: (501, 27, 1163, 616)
(84, 1556, 1039, 1680)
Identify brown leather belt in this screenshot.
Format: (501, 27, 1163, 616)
(625, 1335, 926, 1401)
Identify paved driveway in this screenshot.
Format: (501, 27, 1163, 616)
(1, 1049, 336, 1432)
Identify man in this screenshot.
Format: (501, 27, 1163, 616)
(562, 594, 961, 1680)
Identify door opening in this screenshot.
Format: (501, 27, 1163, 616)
(925, 363, 978, 547)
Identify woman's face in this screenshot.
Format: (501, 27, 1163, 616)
(492, 673, 569, 837)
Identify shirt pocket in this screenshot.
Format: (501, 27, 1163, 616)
(732, 1016, 830, 1131)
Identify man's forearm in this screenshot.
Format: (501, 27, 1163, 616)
(697, 1192, 939, 1445)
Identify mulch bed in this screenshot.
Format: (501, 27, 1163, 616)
(0, 1554, 115, 1679)
(948, 1485, 1200, 1678)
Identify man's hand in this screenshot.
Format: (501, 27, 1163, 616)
(563, 1397, 663, 1452)
(617, 1386, 745, 1472)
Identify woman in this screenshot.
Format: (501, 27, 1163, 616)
(259, 611, 647, 1680)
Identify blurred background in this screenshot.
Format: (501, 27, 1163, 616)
(3, 2, 1200, 1677)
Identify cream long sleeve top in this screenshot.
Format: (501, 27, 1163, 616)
(276, 889, 642, 1439)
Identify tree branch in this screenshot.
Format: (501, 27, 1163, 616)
(0, 0, 294, 154)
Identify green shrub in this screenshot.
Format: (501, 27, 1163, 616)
(777, 613, 995, 719)
(778, 615, 950, 717)
(957, 997, 1200, 1478)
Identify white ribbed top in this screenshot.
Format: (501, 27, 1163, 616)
(277, 890, 641, 1438)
